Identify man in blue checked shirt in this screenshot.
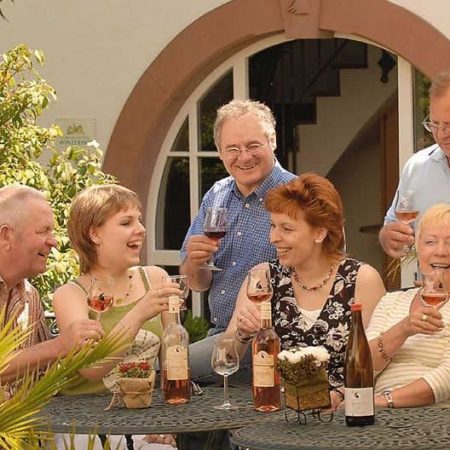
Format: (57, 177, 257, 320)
(180, 99, 295, 382)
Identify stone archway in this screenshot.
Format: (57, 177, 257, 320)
(104, 0, 450, 211)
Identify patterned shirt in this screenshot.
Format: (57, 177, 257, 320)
(269, 257, 364, 388)
(0, 275, 50, 349)
(181, 160, 295, 330)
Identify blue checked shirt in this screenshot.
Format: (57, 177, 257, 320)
(180, 160, 295, 331)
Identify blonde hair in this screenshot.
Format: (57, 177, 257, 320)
(213, 99, 276, 150)
(68, 184, 141, 273)
(416, 203, 450, 242)
(0, 185, 47, 230)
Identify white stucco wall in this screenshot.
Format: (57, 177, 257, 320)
(0, 0, 448, 156)
(0, 0, 230, 151)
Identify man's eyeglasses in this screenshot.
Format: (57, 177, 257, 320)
(422, 115, 450, 133)
(221, 140, 267, 159)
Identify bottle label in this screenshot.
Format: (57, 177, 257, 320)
(166, 345, 188, 380)
(253, 351, 275, 387)
(260, 302, 272, 320)
(168, 296, 180, 313)
(344, 387, 374, 416)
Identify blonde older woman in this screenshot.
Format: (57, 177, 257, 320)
(368, 203, 450, 408)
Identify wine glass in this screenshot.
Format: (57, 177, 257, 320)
(87, 276, 114, 320)
(162, 275, 189, 310)
(201, 207, 227, 272)
(420, 269, 449, 335)
(211, 336, 240, 410)
(247, 267, 273, 304)
(394, 189, 419, 254)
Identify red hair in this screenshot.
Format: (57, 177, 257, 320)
(265, 172, 345, 258)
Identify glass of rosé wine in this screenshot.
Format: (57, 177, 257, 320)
(394, 189, 419, 254)
(87, 276, 114, 320)
(201, 207, 227, 272)
(247, 266, 273, 304)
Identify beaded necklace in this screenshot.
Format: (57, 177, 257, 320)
(292, 265, 335, 292)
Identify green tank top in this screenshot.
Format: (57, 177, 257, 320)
(61, 267, 163, 395)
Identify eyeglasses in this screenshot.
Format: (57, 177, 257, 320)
(422, 115, 450, 133)
(221, 140, 267, 159)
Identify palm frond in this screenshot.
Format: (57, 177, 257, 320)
(385, 249, 418, 281)
(0, 312, 128, 449)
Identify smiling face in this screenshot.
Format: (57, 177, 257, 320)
(417, 222, 450, 288)
(269, 211, 326, 268)
(12, 198, 57, 279)
(218, 113, 276, 197)
(90, 205, 146, 270)
(429, 89, 450, 158)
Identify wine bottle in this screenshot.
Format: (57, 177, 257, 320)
(344, 303, 375, 426)
(252, 301, 281, 412)
(162, 296, 191, 404)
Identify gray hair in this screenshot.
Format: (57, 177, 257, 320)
(0, 185, 47, 229)
(213, 99, 276, 150)
(430, 70, 450, 98)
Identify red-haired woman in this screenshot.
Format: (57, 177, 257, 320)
(225, 172, 385, 409)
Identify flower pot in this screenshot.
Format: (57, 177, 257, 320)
(282, 370, 330, 411)
(118, 370, 156, 409)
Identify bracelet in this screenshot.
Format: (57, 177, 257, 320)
(234, 328, 252, 344)
(382, 389, 394, 408)
(377, 332, 394, 362)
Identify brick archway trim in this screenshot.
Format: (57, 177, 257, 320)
(104, 0, 450, 211)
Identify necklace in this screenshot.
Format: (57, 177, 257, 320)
(114, 270, 134, 305)
(292, 265, 335, 292)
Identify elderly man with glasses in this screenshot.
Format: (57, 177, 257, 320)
(380, 70, 450, 258)
(180, 99, 295, 383)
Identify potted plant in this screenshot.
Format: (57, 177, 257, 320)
(277, 347, 330, 412)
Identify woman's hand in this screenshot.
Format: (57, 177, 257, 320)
(404, 303, 444, 337)
(136, 283, 182, 320)
(235, 302, 260, 336)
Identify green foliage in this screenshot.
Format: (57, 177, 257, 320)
(183, 310, 209, 343)
(0, 44, 116, 309)
(0, 309, 127, 449)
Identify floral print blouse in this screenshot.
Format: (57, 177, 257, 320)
(269, 257, 364, 388)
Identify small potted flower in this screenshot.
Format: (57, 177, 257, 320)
(117, 361, 156, 409)
(277, 347, 330, 412)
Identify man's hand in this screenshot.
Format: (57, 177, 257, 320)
(55, 319, 104, 356)
(184, 235, 219, 268)
(379, 222, 415, 258)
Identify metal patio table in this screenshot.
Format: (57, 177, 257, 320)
(230, 406, 450, 450)
(38, 386, 283, 449)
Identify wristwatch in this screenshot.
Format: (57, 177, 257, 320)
(382, 389, 394, 408)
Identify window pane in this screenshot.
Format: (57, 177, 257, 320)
(199, 157, 229, 199)
(414, 70, 433, 152)
(156, 157, 190, 250)
(171, 117, 189, 152)
(198, 71, 233, 151)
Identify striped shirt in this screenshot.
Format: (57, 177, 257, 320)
(367, 289, 450, 405)
(180, 160, 295, 330)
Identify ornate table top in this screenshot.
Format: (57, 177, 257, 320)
(38, 387, 283, 435)
(230, 407, 450, 449)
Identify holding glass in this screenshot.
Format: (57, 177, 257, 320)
(394, 189, 419, 254)
(201, 207, 227, 272)
(420, 269, 448, 309)
(211, 336, 240, 410)
(87, 276, 114, 320)
(247, 267, 273, 304)
(162, 275, 189, 310)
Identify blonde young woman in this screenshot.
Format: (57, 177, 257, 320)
(53, 184, 179, 449)
(226, 173, 386, 410)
